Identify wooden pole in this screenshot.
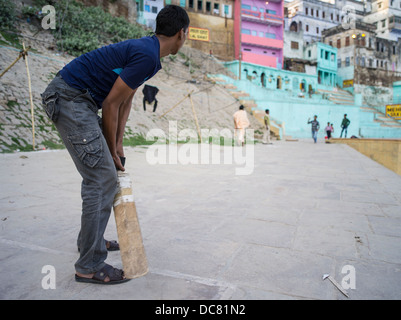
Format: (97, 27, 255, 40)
(159, 90, 194, 119)
(23, 42, 35, 150)
(189, 92, 202, 143)
(0, 54, 23, 78)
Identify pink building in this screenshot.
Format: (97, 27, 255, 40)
(234, 0, 284, 69)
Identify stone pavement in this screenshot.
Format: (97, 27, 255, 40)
(1, 140, 401, 300)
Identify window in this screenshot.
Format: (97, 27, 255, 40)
(266, 9, 277, 15)
(345, 36, 350, 46)
(308, 50, 311, 57)
(291, 41, 299, 49)
(331, 13, 333, 20)
(316, 27, 319, 34)
(197, 0, 202, 10)
(259, 31, 264, 37)
(189, 0, 194, 8)
(242, 29, 251, 35)
(206, 1, 211, 12)
(241, 4, 251, 10)
(323, 11, 325, 19)
(251, 30, 257, 36)
(265, 32, 276, 39)
(337, 14, 339, 21)
(224, 4, 230, 16)
(305, 7, 308, 15)
(213, 3, 219, 14)
(311, 8, 314, 16)
(180, 0, 186, 7)
(338, 58, 341, 68)
(345, 57, 350, 66)
(337, 38, 341, 48)
(382, 19, 386, 27)
(306, 24, 309, 32)
(151, 6, 158, 13)
(316, 10, 319, 17)
(329, 40, 333, 46)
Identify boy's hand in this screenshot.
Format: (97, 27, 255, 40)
(113, 154, 125, 171)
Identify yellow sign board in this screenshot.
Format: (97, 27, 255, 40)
(188, 27, 210, 42)
(343, 79, 353, 88)
(386, 104, 401, 119)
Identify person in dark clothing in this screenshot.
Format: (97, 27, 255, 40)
(142, 84, 159, 112)
(41, 5, 189, 285)
(340, 114, 351, 138)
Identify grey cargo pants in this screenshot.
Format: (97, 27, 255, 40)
(41, 74, 117, 274)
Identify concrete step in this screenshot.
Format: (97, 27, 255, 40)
(230, 91, 250, 99)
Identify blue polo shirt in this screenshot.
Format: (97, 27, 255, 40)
(59, 35, 162, 108)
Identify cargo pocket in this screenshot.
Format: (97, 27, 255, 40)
(41, 91, 60, 122)
(68, 130, 103, 168)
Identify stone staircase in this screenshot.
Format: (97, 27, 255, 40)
(316, 87, 355, 105)
(222, 83, 282, 140)
(360, 106, 401, 128)
(208, 78, 281, 140)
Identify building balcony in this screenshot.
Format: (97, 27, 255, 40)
(241, 9, 283, 26)
(241, 34, 283, 50)
(389, 16, 401, 32)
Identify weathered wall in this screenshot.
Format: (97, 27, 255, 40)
(186, 11, 234, 61)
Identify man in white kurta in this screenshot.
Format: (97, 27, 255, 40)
(233, 105, 250, 146)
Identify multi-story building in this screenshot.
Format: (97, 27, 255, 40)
(285, 0, 371, 44)
(136, 0, 165, 29)
(234, 0, 284, 68)
(143, 0, 236, 61)
(184, 0, 235, 61)
(363, 0, 401, 41)
(322, 19, 401, 94)
(304, 42, 338, 87)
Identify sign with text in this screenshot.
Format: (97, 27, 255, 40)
(343, 79, 353, 88)
(188, 27, 210, 42)
(386, 104, 401, 119)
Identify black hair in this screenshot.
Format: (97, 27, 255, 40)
(239, 105, 245, 110)
(155, 5, 190, 37)
(265, 109, 269, 113)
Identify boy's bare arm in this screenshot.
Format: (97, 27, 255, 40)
(102, 76, 135, 171)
